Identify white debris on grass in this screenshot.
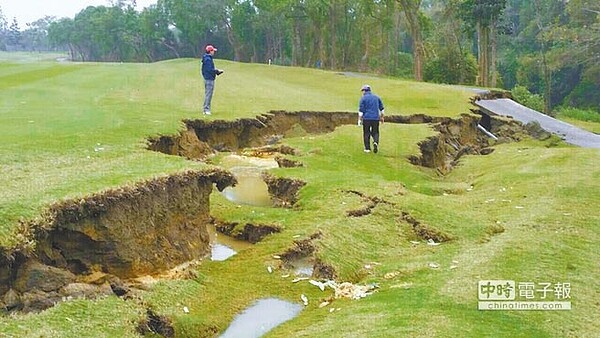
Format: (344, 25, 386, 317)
(309, 279, 326, 291)
(429, 262, 440, 269)
(267, 266, 273, 273)
(301, 294, 309, 306)
(183, 306, 189, 313)
(427, 239, 440, 246)
(331, 282, 378, 300)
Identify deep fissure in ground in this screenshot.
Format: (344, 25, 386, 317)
(1, 108, 532, 320)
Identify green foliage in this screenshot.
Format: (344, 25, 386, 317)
(511, 85, 544, 112)
(565, 66, 600, 110)
(394, 52, 414, 79)
(424, 50, 477, 85)
(556, 106, 600, 123)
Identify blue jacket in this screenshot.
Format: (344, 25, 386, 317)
(202, 53, 216, 80)
(359, 92, 384, 120)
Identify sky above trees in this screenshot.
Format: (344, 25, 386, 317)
(0, 0, 155, 26)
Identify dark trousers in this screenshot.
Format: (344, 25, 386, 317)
(362, 119, 380, 150)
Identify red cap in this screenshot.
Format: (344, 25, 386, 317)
(206, 45, 217, 53)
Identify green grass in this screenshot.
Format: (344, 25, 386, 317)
(556, 107, 600, 134)
(1, 52, 598, 337)
(0, 53, 473, 248)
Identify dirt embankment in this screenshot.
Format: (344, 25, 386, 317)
(0, 169, 235, 313)
(408, 113, 530, 174)
(1, 108, 529, 314)
(148, 111, 358, 159)
(148, 111, 528, 177)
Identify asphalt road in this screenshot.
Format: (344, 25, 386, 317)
(475, 98, 600, 149)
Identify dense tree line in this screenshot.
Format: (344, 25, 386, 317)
(0, 0, 598, 112)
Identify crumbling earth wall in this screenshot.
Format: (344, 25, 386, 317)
(0, 169, 236, 313)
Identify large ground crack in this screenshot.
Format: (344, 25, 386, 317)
(0, 169, 236, 314)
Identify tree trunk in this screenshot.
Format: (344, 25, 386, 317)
(398, 0, 424, 81)
(490, 20, 498, 88)
(477, 22, 490, 87)
(224, 21, 243, 62)
(360, 32, 369, 72)
(329, 2, 337, 70)
(292, 19, 302, 66)
(533, 0, 552, 114)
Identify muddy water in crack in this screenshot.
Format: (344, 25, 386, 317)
(207, 224, 251, 261)
(220, 298, 303, 338)
(287, 256, 314, 277)
(219, 155, 278, 207)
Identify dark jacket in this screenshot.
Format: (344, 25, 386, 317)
(202, 53, 217, 80)
(359, 92, 384, 120)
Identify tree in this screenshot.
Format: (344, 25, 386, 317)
(48, 18, 76, 59)
(8, 17, 21, 49)
(460, 0, 507, 87)
(21, 17, 54, 52)
(0, 7, 8, 50)
(532, 0, 552, 114)
(397, 0, 425, 81)
(423, 0, 476, 84)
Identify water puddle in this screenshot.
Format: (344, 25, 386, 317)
(219, 154, 278, 207)
(220, 298, 303, 338)
(208, 224, 252, 261)
(287, 256, 314, 277)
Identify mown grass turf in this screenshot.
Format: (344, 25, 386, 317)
(0, 53, 473, 248)
(1, 52, 598, 337)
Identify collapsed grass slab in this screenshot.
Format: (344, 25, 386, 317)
(148, 111, 531, 178)
(213, 219, 281, 244)
(0, 169, 236, 313)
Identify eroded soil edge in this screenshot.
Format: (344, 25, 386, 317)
(0, 169, 235, 313)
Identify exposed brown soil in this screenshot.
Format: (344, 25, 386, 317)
(274, 156, 304, 168)
(148, 111, 358, 159)
(148, 111, 527, 178)
(137, 308, 175, 337)
(401, 212, 453, 243)
(279, 232, 322, 262)
(345, 190, 395, 217)
(276, 232, 338, 279)
(260, 174, 307, 208)
(0, 169, 236, 313)
(243, 144, 298, 156)
(313, 259, 337, 280)
(409, 114, 482, 174)
(1, 107, 529, 315)
(213, 219, 281, 244)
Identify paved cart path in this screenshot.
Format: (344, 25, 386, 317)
(475, 98, 600, 149)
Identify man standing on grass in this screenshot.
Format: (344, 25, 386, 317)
(201, 44, 223, 115)
(358, 84, 385, 153)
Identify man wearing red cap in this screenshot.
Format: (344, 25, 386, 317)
(201, 44, 223, 115)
